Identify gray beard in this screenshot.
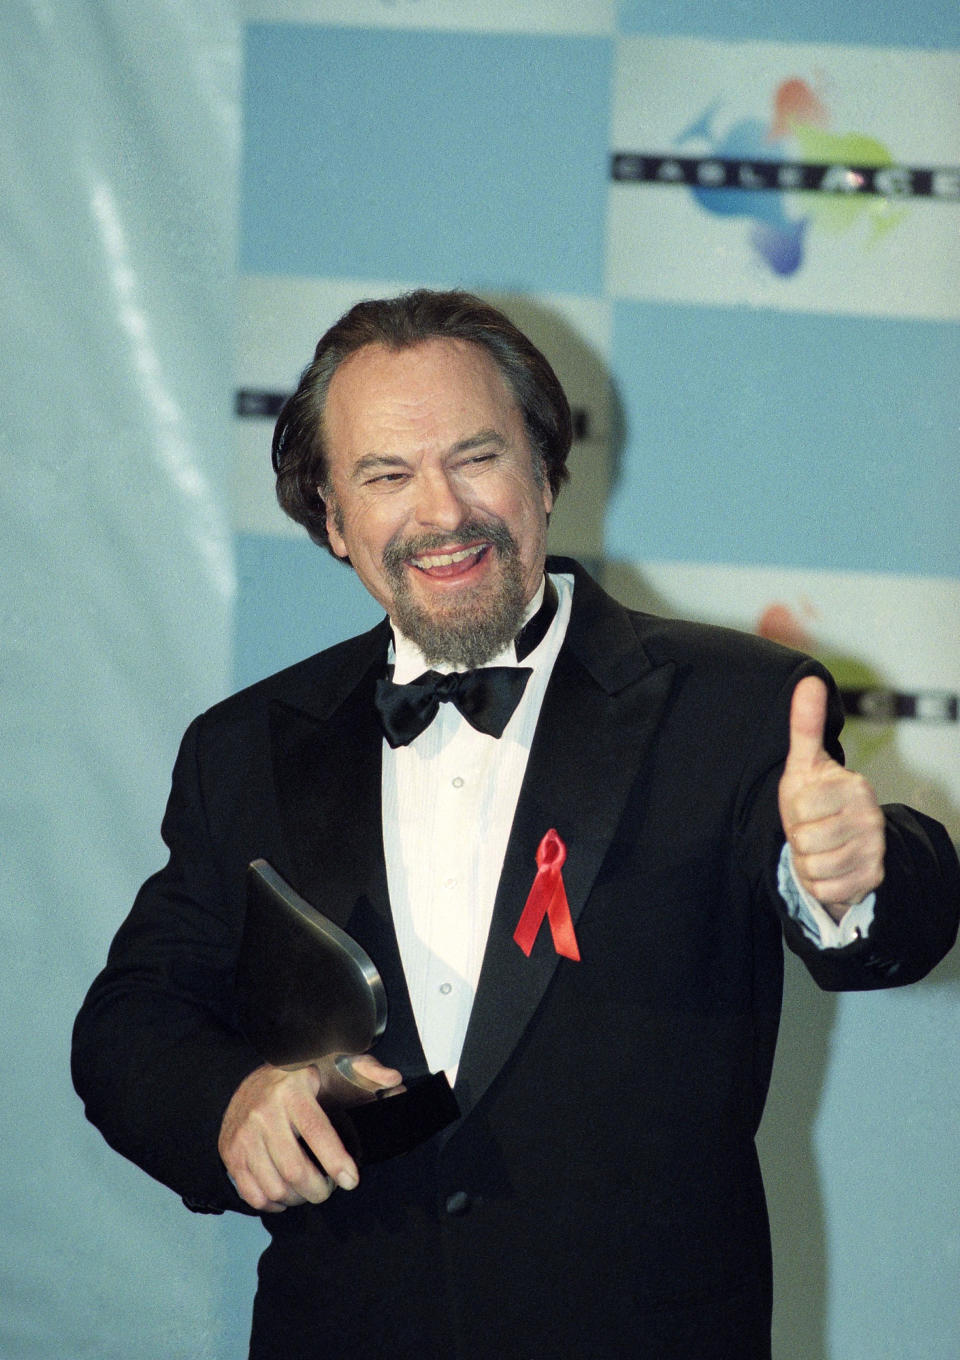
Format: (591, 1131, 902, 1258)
(383, 520, 528, 669)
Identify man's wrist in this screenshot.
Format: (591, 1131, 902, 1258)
(778, 842, 876, 947)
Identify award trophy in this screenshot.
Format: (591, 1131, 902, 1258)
(236, 859, 459, 1164)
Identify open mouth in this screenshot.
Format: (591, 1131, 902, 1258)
(407, 542, 490, 578)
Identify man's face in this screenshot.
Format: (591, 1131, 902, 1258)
(322, 338, 553, 666)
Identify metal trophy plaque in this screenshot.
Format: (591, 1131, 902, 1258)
(237, 859, 458, 1164)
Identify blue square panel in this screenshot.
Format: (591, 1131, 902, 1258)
(605, 300, 959, 577)
(242, 25, 612, 294)
(235, 533, 384, 691)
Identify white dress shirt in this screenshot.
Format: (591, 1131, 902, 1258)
(381, 573, 573, 1080)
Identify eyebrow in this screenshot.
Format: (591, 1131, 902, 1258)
(450, 429, 508, 456)
(349, 429, 508, 481)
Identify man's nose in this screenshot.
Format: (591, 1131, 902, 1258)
(412, 469, 468, 531)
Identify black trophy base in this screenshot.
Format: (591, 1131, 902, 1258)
(329, 1071, 459, 1165)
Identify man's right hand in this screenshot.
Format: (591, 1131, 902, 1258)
(218, 1056, 402, 1212)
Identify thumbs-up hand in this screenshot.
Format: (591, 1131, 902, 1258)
(778, 675, 885, 921)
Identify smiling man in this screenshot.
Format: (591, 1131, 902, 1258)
(73, 290, 959, 1360)
(322, 337, 552, 668)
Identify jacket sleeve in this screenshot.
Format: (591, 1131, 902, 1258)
(781, 802, 960, 991)
(71, 715, 264, 1215)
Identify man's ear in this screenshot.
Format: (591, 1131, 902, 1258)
(537, 457, 554, 518)
(324, 493, 349, 559)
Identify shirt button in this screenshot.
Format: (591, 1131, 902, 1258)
(445, 1190, 471, 1216)
(439, 982, 452, 995)
(452, 776, 464, 788)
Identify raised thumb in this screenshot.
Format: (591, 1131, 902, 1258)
(786, 674, 830, 773)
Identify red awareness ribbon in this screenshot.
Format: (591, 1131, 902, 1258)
(513, 829, 580, 961)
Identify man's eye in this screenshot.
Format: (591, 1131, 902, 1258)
(366, 471, 407, 485)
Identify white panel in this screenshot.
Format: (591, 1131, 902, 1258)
(607, 37, 960, 318)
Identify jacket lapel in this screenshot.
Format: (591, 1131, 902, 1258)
(268, 622, 389, 929)
(454, 565, 675, 1115)
(267, 620, 429, 1074)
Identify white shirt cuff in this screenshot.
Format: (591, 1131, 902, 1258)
(777, 842, 876, 948)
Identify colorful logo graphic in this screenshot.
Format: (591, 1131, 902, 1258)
(677, 78, 908, 276)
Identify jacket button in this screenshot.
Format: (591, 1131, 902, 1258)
(445, 1190, 471, 1216)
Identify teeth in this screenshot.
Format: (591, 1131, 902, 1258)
(411, 545, 484, 570)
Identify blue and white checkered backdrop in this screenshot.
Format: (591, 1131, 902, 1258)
(8, 6, 955, 1359)
(234, 15, 959, 1357)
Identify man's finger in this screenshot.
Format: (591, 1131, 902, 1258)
(344, 1053, 403, 1091)
(786, 675, 830, 773)
(290, 1088, 360, 1192)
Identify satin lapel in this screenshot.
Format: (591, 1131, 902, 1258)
(454, 596, 675, 1117)
(267, 626, 428, 1073)
(269, 665, 386, 933)
(263, 620, 424, 1071)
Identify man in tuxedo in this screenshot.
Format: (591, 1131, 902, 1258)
(73, 290, 959, 1359)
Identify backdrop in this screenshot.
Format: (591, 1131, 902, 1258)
(4, 3, 957, 1358)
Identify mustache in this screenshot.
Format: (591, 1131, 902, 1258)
(382, 518, 518, 574)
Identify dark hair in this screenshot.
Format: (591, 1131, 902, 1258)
(271, 289, 572, 553)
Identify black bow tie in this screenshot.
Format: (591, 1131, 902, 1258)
(375, 666, 532, 748)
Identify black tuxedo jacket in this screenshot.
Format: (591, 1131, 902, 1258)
(73, 559, 959, 1360)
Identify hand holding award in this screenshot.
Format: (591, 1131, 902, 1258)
(237, 860, 458, 1166)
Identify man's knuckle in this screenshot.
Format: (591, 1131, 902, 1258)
(273, 1149, 306, 1185)
(236, 1177, 270, 1212)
